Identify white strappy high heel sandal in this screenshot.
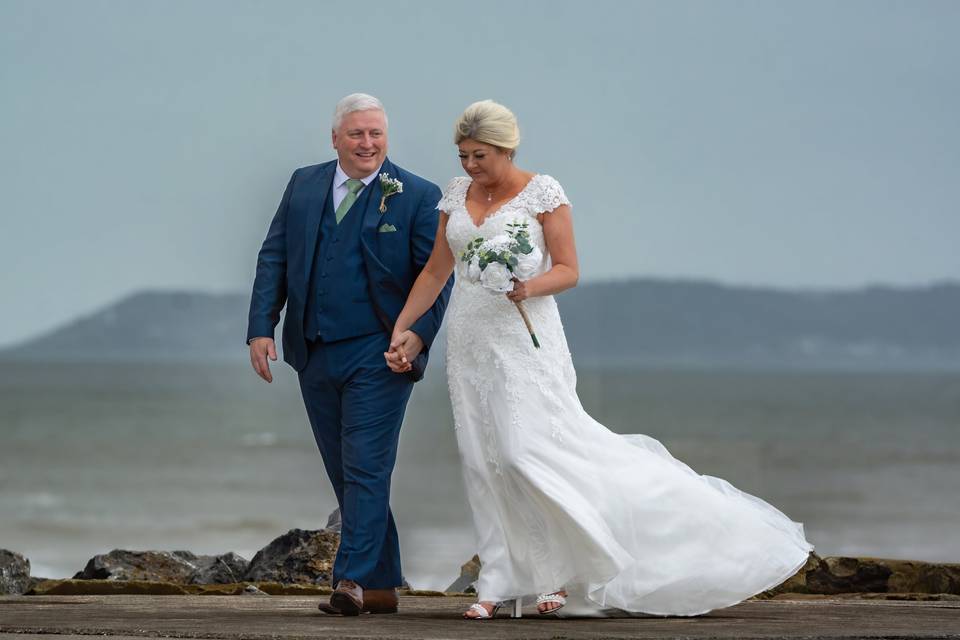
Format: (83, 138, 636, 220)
(536, 590, 567, 615)
(463, 601, 502, 620)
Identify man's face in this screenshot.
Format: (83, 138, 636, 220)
(332, 109, 388, 178)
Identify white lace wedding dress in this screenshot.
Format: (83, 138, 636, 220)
(438, 174, 813, 616)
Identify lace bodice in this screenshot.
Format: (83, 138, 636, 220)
(438, 174, 572, 355)
(439, 174, 570, 266)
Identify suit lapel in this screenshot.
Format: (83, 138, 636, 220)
(359, 159, 405, 291)
(360, 159, 390, 252)
(303, 162, 336, 284)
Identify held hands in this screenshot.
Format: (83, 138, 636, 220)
(384, 330, 424, 374)
(249, 337, 278, 383)
(383, 279, 529, 376)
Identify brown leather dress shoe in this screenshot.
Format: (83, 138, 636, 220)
(327, 579, 364, 616)
(319, 588, 398, 615)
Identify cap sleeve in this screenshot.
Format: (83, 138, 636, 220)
(437, 176, 470, 213)
(528, 174, 571, 215)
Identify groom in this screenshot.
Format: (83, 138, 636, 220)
(246, 93, 451, 615)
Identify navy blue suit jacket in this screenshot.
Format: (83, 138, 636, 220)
(246, 158, 452, 381)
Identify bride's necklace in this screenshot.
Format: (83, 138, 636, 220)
(483, 177, 515, 203)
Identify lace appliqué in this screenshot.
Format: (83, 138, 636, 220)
(441, 173, 576, 473)
(437, 176, 471, 213)
(511, 174, 570, 217)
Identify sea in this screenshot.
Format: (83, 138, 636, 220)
(1, 361, 958, 590)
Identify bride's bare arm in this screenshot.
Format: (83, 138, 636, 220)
(508, 204, 579, 301)
(393, 212, 456, 336)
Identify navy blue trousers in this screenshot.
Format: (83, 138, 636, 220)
(297, 331, 414, 589)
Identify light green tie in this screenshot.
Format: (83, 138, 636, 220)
(336, 178, 365, 224)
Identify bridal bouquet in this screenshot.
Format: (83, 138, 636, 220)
(460, 220, 544, 348)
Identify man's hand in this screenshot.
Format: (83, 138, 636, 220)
(249, 337, 278, 383)
(384, 330, 424, 374)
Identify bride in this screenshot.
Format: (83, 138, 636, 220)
(385, 100, 813, 619)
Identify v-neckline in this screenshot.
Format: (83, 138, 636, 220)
(463, 175, 539, 229)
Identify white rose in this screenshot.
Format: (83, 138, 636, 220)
(479, 261, 514, 293)
(466, 256, 481, 282)
(513, 246, 543, 279)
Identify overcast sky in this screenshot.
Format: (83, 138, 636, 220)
(1, 0, 958, 346)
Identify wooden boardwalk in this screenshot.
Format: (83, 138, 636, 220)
(1, 594, 959, 639)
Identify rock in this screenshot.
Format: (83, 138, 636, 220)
(0, 549, 31, 595)
(27, 578, 187, 596)
(187, 552, 249, 584)
(445, 554, 480, 594)
(74, 549, 249, 585)
(325, 508, 342, 533)
(884, 558, 960, 594)
(239, 512, 417, 588)
(75, 550, 200, 582)
(244, 528, 340, 585)
(810, 556, 893, 593)
(766, 553, 960, 596)
(243, 583, 269, 596)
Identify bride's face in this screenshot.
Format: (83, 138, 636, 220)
(458, 139, 511, 186)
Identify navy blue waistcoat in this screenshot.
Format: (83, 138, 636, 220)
(303, 185, 383, 342)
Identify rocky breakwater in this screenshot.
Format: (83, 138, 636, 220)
(66, 526, 341, 587)
(11, 509, 430, 597)
(444, 552, 960, 600)
(7, 526, 959, 600)
(6, 518, 343, 596)
(763, 553, 960, 598)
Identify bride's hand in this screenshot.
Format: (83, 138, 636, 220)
(385, 329, 421, 373)
(384, 345, 409, 373)
(384, 333, 409, 373)
(506, 278, 530, 302)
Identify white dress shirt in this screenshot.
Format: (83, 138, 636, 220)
(332, 162, 381, 212)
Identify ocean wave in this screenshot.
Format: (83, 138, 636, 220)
(240, 432, 279, 447)
(18, 492, 64, 508)
(11, 513, 291, 535)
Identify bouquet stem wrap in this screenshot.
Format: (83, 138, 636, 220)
(514, 300, 540, 348)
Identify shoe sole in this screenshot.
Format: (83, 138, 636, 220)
(329, 592, 362, 616)
(318, 602, 397, 615)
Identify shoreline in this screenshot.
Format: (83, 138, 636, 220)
(4, 547, 959, 600)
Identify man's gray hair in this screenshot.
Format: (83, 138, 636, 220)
(332, 93, 388, 130)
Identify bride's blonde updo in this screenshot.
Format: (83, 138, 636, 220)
(454, 100, 521, 155)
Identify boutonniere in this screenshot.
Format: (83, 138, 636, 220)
(378, 173, 403, 214)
